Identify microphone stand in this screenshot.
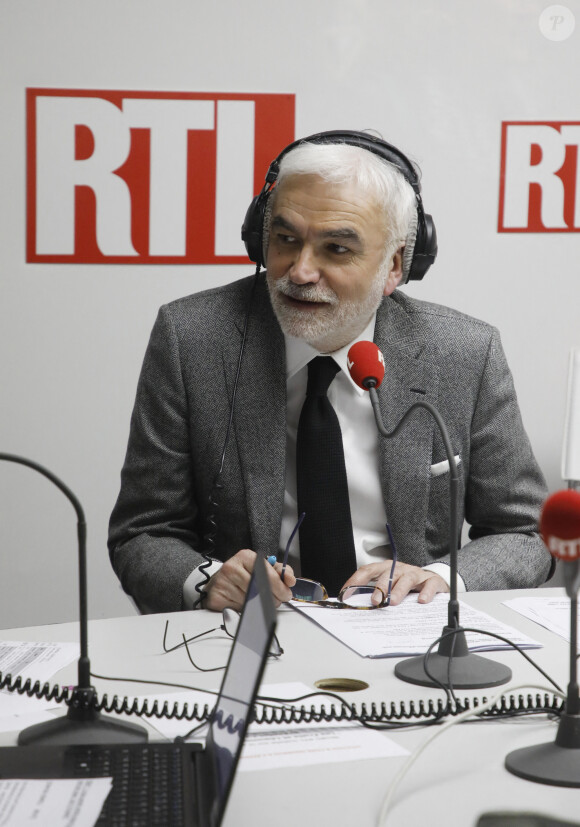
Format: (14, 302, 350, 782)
(365, 388, 512, 689)
(505, 484, 580, 786)
(0, 453, 147, 745)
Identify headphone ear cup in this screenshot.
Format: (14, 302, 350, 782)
(241, 191, 269, 266)
(401, 210, 418, 285)
(405, 209, 437, 282)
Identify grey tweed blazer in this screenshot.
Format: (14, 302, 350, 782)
(108, 275, 552, 613)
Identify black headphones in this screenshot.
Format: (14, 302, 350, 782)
(241, 129, 437, 282)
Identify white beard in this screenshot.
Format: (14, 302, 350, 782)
(266, 266, 387, 352)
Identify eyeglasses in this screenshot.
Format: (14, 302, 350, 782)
(279, 512, 397, 610)
(162, 608, 283, 672)
(291, 580, 388, 609)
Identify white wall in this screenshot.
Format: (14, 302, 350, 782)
(1, 0, 578, 627)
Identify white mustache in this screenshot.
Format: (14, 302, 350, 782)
(275, 277, 339, 305)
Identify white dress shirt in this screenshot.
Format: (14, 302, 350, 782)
(280, 315, 391, 574)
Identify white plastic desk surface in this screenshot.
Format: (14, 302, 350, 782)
(0, 588, 578, 827)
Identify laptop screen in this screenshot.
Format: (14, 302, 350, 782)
(206, 555, 276, 826)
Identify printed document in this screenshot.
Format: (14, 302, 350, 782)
(504, 595, 578, 649)
(0, 641, 78, 729)
(0, 778, 111, 827)
(291, 593, 540, 658)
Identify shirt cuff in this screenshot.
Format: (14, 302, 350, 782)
(183, 559, 223, 609)
(422, 562, 466, 593)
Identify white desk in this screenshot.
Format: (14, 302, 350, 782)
(1, 588, 578, 826)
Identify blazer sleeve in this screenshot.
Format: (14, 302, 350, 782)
(455, 328, 553, 590)
(108, 306, 205, 614)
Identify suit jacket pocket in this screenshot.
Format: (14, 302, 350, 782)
(425, 456, 464, 559)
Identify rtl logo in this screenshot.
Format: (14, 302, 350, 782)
(499, 121, 580, 232)
(547, 536, 580, 561)
(26, 89, 295, 263)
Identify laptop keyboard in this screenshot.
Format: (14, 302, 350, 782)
(67, 744, 186, 826)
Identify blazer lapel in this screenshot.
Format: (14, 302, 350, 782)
(374, 293, 440, 563)
(222, 277, 287, 556)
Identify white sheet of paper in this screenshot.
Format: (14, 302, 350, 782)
(239, 723, 408, 771)
(0, 641, 78, 683)
(291, 593, 541, 657)
(238, 681, 408, 770)
(504, 596, 577, 648)
(0, 710, 63, 734)
(0, 641, 80, 729)
(0, 692, 59, 720)
(0, 778, 111, 827)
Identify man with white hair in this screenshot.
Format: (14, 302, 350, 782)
(108, 131, 552, 614)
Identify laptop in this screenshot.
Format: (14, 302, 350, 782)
(0, 554, 276, 827)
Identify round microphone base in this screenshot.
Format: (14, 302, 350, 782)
(505, 744, 580, 788)
(394, 625, 512, 689)
(395, 650, 512, 689)
(505, 711, 580, 787)
(18, 710, 148, 746)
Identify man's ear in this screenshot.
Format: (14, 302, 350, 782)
(383, 248, 404, 296)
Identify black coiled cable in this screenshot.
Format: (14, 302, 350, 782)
(1, 667, 563, 729)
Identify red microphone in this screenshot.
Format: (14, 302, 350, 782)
(540, 489, 580, 562)
(347, 341, 385, 389)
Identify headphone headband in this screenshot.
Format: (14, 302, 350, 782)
(265, 130, 422, 195)
(241, 130, 437, 281)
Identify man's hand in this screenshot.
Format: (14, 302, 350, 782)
(204, 548, 296, 612)
(342, 561, 449, 606)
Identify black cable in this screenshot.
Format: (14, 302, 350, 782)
(0, 665, 564, 732)
(422, 625, 563, 696)
(0, 454, 91, 689)
(1, 611, 565, 725)
(194, 267, 261, 603)
(0, 620, 565, 729)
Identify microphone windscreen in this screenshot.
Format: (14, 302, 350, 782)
(347, 341, 385, 389)
(561, 348, 580, 482)
(540, 489, 580, 561)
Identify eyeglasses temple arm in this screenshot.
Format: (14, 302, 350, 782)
(163, 620, 218, 653)
(280, 511, 306, 582)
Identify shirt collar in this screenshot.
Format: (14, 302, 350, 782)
(284, 314, 377, 396)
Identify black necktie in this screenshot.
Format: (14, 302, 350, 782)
(296, 356, 357, 596)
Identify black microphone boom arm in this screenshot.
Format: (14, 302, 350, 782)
(0, 452, 147, 745)
(364, 389, 512, 689)
(367, 390, 461, 628)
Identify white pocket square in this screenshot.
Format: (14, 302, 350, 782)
(430, 455, 461, 477)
